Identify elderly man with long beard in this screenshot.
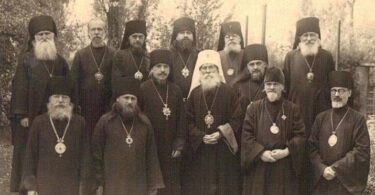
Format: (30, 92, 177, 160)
(92, 78, 164, 195)
(217, 21, 244, 86)
(184, 50, 242, 195)
(241, 67, 306, 195)
(8, 15, 71, 194)
(112, 20, 150, 87)
(309, 71, 370, 195)
(21, 77, 91, 195)
(169, 17, 199, 101)
(71, 18, 115, 142)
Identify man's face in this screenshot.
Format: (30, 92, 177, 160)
(33, 30, 57, 60)
(331, 87, 351, 108)
(49, 94, 71, 107)
(129, 33, 145, 49)
(47, 94, 72, 120)
(247, 60, 267, 82)
(224, 33, 241, 53)
(199, 63, 221, 91)
(176, 30, 194, 41)
(117, 94, 138, 114)
(200, 63, 219, 79)
(299, 32, 319, 46)
(264, 82, 284, 102)
(299, 32, 320, 56)
(151, 63, 170, 82)
(88, 20, 106, 47)
(35, 30, 54, 42)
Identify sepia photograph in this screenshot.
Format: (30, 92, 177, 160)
(1, 0, 374, 194)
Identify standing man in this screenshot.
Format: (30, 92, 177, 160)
(283, 17, 335, 138)
(309, 71, 370, 195)
(233, 44, 268, 112)
(184, 50, 242, 195)
(9, 15, 71, 194)
(139, 49, 186, 195)
(92, 78, 165, 195)
(241, 67, 306, 195)
(170, 17, 199, 101)
(112, 20, 150, 86)
(71, 18, 115, 141)
(217, 21, 244, 85)
(21, 77, 91, 195)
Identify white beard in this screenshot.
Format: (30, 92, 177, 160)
(200, 73, 221, 91)
(34, 39, 57, 60)
(299, 39, 320, 57)
(48, 102, 73, 120)
(224, 42, 241, 54)
(266, 91, 281, 102)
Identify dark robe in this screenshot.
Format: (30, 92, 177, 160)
(170, 48, 198, 100)
(283, 48, 335, 137)
(241, 98, 306, 195)
(308, 107, 370, 195)
(21, 113, 91, 195)
(9, 51, 70, 192)
(184, 83, 242, 195)
(71, 45, 115, 141)
(219, 50, 244, 86)
(112, 48, 150, 88)
(139, 79, 186, 195)
(92, 111, 165, 195)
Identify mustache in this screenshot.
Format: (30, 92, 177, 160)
(333, 97, 342, 101)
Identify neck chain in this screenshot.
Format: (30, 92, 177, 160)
(130, 53, 144, 80)
(202, 87, 219, 129)
(43, 61, 55, 78)
(151, 80, 171, 120)
(49, 116, 71, 157)
(225, 53, 237, 76)
(120, 117, 135, 147)
(328, 108, 349, 147)
(178, 52, 191, 78)
(89, 46, 107, 83)
(264, 101, 286, 134)
(303, 55, 316, 82)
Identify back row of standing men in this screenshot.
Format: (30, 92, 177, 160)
(8, 14, 370, 195)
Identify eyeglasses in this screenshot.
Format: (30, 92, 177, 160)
(330, 88, 348, 94)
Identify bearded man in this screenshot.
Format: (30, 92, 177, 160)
(112, 20, 150, 87)
(71, 18, 115, 141)
(170, 17, 199, 101)
(21, 77, 91, 195)
(92, 77, 164, 195)
(139, 49, 186, 195)
(309, 71, 370, 195)
(9, 15, 71, 194)
(184, 50, 242, 195)
(233, 44, 268, 113)
(241, 67, 306, 195)
(217, 21, 244, 85)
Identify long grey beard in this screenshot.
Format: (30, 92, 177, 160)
(48, 103, 73, 120)
(34, 39, 58, 60)
(224, 43, 241, 54)
(299, 39, 320, 57)
(200, 73, 221, 91)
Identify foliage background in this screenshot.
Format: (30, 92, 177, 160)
(1, 0, 374, 194)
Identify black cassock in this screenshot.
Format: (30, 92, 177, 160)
(139, 79, 186, 195)
(21, 114, 91, 195)
(184, 83, 242, 195)
(219, 50, 244, 86)
(71, 45, 115, 141)
(241, 98, 305, 195)
(92, 112, 165, 195)
(309, 107, 370, 195)
(9, 51, 70, 192)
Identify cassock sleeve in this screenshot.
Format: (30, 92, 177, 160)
(286, 104, 306, 177)
(331, 116, 370, 194)
(308, 116, 328, 187)
(70, 51, 82, 113)
(10, 54, 29, 119)
(146, 123, 165, 191)
(91, 116, 106, 187)
(21, 117, 40, 191)
(111, 52, 122, 93)
(186, 90, 205, 153)
(240, 102, 265, 171)
(78, 118, 93, 194)
(172, 88, 186, 151)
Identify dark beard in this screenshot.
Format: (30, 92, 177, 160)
(130, 46, 145, 56)
(174, 39, 194, 53)
(112, 102, 140, 119)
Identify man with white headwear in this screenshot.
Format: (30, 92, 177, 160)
(184, 50, 242, 195)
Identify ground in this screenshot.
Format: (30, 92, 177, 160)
(0, 123, 374, 194)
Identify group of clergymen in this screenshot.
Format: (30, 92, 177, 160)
(8, 13, 370, 195)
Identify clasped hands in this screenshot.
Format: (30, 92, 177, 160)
(260, 148, 289, 163)
(203, 131, 222, 144)
(323, 166, 336, 180)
